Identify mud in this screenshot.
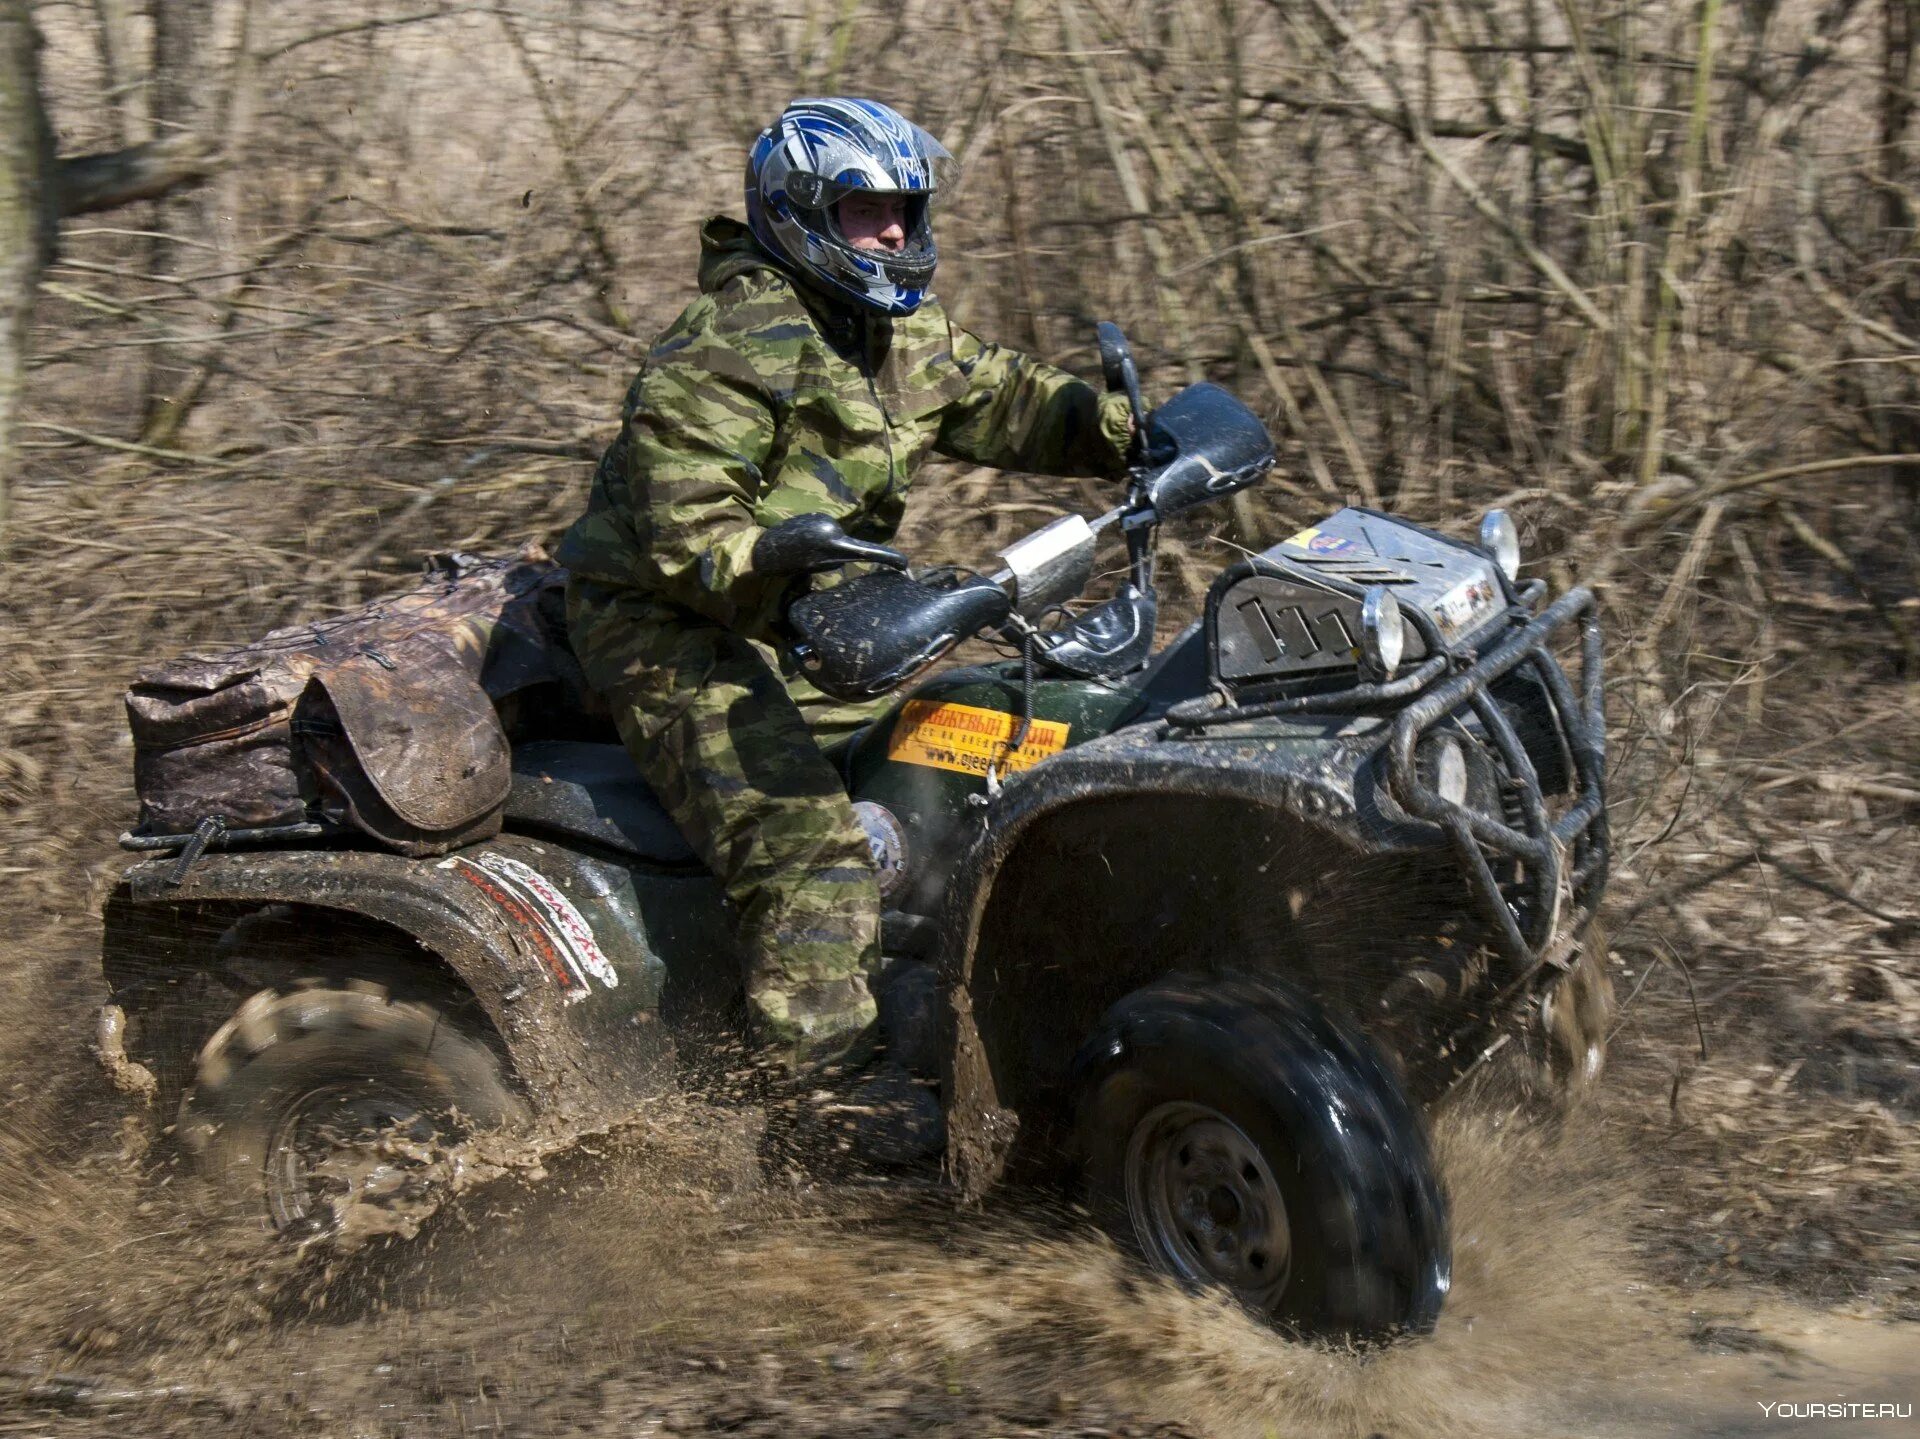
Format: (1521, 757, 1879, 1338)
(3, 1011, 1913, 1439)
(5, 647, 1915, 1438)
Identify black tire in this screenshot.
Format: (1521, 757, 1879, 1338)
(178, 981, 528, 1234)
(1069, 975, 1450, 1343)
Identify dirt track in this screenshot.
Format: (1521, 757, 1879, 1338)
(1, 1022, 1914, 1438)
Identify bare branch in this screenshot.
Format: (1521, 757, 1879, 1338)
(1622, 452, 1920, 534)
(53, 134, 215, 218)
(254, 6, 474, 64)
(1278, 0, 1620, 339)
(1248, 87, 1596, 166)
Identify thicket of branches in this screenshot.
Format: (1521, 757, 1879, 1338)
(5, 0, 1914, 893)
(10, 0, 1915, 603)
(6, 1, 1912, 819)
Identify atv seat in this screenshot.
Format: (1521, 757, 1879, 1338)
(505, 741, 697, 864)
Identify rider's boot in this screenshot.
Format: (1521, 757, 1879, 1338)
(761, 961, 945, 1167)
(809, 1057, 945, 1166)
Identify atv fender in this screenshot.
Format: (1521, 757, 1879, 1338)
(933, 719, 1456, 1199)
(103, 839, 677, 1123)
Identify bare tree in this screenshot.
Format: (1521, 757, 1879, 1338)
(0, 1, 56, 545)
(88, 0, 133, 145)
(141, 0, 216, 445)
(0, 0, 213, 547)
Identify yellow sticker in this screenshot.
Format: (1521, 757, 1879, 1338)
(1284, 526, 1321, 549)
(887, 699, 1071, 779)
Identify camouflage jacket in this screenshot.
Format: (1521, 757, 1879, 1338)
(557, 216, 1134, 639)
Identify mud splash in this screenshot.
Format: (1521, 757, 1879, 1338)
(11, 1074, 1908, 1438)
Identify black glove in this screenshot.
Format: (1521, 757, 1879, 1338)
(751, 514, 910, 576)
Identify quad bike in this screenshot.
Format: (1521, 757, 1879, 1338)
(96, 326, 1610, 1343)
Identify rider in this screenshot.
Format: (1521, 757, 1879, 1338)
(557, 98, 1134, 1128)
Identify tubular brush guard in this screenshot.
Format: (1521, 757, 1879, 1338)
(1386, 586, 1607, 997)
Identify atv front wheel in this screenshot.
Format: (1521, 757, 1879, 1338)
(1070, 976, 1449, 1342)
(178, 981, 528, 1234)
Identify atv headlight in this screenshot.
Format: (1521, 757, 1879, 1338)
(1479, 509, 1521, 582)
(1360, 585, 1405, 681)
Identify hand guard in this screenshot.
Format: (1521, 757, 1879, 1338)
(787, 570, 1012, 701)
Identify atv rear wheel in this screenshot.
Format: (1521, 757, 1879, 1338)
(1070, 976, 1449, 1343)
(178, 981, 527, 1235)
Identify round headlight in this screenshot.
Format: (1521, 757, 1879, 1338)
(1360, 585, 1405, 681)
(1479, 509, 1521, 582)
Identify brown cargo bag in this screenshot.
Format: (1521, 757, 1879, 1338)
(125, 548, 573, 856)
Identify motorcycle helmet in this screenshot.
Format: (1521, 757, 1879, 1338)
(745, 97, 957, 316)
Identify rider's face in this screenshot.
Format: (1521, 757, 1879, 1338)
(837, 193, 909, 253)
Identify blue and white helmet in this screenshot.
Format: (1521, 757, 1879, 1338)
(745, 98, 957, 316)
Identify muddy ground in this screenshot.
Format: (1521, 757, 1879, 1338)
(0, 1005, 1914, 1438)
(1, 498, 1915, 1435)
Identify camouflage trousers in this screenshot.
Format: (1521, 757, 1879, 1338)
(566, 575, 888, 1065)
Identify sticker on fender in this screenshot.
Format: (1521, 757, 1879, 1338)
(887, 699, 1070, 779)
(440, 851, 618, 1003)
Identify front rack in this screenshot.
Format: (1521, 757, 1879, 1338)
(1384, 586, 1607, 990)
(1164, 544, 1607, 992)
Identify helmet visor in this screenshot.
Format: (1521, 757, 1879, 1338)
(782, 125, 960, 211)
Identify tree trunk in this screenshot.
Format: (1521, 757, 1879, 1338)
(90, 0, 132, 145)
(142, 0, 216, 445)
(1882, 0, 1916, 236)
(0, 1, 57, 546)
(1882, 0, 1920, 513)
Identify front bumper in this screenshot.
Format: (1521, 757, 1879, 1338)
(1167, 568, 1608, 1007)
(1386, 586, 1607, 997)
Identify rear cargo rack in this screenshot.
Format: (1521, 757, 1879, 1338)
(120, 820, 335, 854)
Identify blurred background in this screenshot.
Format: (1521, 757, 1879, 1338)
(1, 0, 1915, 1433)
